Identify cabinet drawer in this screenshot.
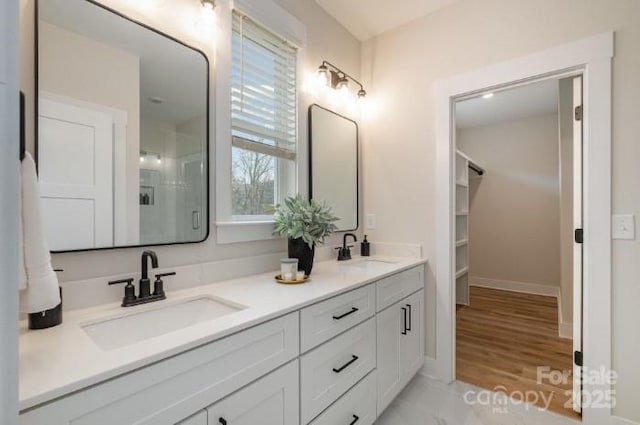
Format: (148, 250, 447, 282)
(20, 313, 299, 425)
(376, 266, 423, 311)
(300, 284, 375, 352)
(300, 318, 376, 424)
(309, 371, 376, 425)
(206, 360, 299, 425)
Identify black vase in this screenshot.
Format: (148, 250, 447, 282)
(288, 238, 315, 276)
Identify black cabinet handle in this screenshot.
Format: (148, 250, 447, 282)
(401, 307, 407, 335)
(349, 414, 360, 425)
(333, 307, 359, 320)
(333, 355, 359, 373)
(406, 304, 412, 331)
(219, 418, 227, 425)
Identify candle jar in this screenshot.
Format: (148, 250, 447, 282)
(280, 258, 298, 280)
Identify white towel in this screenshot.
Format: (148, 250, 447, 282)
(19, 152, 61, 314)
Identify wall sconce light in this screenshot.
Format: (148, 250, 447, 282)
(201, 0, 216, 13)
(200, 0, 216, 25)
(195, 0, 217, 38)
(317, 61, 367, 98)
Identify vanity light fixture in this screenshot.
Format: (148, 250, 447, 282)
(139, 151, 163, 165)
(317, 61, 367, 98)
(201, 0, 216, 15)
(194, 0, 217, 39)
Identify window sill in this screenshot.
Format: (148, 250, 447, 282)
(216, 220, 281, 244)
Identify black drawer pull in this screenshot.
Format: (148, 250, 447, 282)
(349, 414, 360, 425)
(333, 307, 359, 320)
(219, 419, 227, 425)
(401, 307, 408, 335)
(406, 304, 412, 331)
(333, 355, 359, 373)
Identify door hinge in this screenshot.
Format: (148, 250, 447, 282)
(575, 228, 584, 244)
(575, 105, 583, 121)
(574, 350, 583, 367)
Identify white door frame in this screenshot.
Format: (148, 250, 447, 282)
(434, 32, 613, 424)
(0, 0, 20, 423)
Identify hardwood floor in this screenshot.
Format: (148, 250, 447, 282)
(456, 286, 579, 419)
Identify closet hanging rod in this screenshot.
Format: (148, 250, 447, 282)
(468, 161, 485, 176)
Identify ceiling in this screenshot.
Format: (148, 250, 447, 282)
(455, 79, 560, 130)
(314, 0, 460, 41)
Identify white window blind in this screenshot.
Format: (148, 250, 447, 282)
(231, 10, 298, 161)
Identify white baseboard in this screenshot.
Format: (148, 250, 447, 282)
(418, 356, 440, 380)
(469, 276, 561, 297)
(559, 321, 573, 339)
(613, 416, 640, 425)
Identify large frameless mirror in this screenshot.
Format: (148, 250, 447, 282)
(36, 0, 209, 252)
(309, 104, 359, 231)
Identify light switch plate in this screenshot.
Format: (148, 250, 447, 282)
(366, 214, 376, 230)
(612, 214, 635, 240)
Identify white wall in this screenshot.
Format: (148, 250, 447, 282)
(0, 0, 20, 422)
(139, 119, 178, 244)
(361, 0, 640, 420)
(19, 0, 361, 280)
(558, 78, 574, 330)
(458, 113, 561, 289)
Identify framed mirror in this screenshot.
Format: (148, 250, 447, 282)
(36, 0, 209, 252)
(309, 104, 359, 231)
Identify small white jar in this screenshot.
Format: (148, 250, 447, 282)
(280, 258, 298, 279)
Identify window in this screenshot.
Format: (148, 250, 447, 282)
(231, 10, 298, 218)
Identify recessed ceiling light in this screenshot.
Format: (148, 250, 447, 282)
(482, 93, 494, 99)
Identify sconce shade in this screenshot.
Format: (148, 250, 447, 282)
(317, 64, 330, 86)
(201, 0, 215, 9)
(336, 76, 349, 91)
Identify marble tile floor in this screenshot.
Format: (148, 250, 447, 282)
(376, 373, 581, 425)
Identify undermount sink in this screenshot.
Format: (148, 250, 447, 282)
(341, 258, 399, 268)
(82, 296, 245, 351)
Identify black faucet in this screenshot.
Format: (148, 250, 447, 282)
(108, 250, 175, 307)
(140, 250, 159, 298)
(336, 233, 358, 261)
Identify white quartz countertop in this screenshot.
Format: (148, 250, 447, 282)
(19, 256, 426, 411)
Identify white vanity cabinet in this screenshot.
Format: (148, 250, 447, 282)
(376, 289, 425, 414)
(206, 360, 299, 425)
(20, 263, 427, 425)
(19, 313, 299, 425)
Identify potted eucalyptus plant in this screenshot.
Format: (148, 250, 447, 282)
(274, 195, 339, 275)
